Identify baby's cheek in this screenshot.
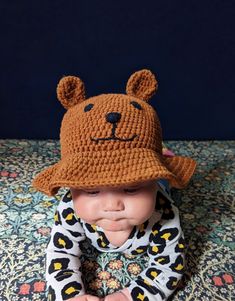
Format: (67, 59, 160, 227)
(74, 201, 99, 222)
(132, 204, 155, 222)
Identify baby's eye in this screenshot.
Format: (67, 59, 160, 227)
(85, 190, 100, 195)
(83, 190, 99, 194)
(124, 188, 140, 194)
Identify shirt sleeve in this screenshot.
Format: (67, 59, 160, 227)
(45, 191, 86, 301)
(127, 204, 186, 301)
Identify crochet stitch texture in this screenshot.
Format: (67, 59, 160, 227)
(32, 69, 197, 196)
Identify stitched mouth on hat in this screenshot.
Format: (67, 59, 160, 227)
(90, 123, 138, 143)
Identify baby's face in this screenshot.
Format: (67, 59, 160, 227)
(70, 180, 158, 232)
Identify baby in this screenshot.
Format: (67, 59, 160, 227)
(32, 69, 197, 301)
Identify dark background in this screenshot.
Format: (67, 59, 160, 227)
(0, 0, 234, 140)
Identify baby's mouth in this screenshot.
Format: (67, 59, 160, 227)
(91, 123, 138, 143)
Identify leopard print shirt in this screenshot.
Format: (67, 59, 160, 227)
(46, 181, 185, 301)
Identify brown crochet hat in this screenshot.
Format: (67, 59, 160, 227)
(32, 69, 197, 196)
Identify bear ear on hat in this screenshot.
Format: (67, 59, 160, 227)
(57, 76, 86, 110)
(126, 69, 158, 102)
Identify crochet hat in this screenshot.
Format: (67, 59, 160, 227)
(32, 69, 197, 196)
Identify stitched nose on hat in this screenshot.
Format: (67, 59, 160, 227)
(106, 112, 121, 124)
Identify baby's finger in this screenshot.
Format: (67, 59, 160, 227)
(67, 295, 99, 301)
(104, 292, 127, 301)
(87, 296, 102, 301)
(104, 296, 115, 301)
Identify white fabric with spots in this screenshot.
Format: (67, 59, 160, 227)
(46, 182, 185, 301)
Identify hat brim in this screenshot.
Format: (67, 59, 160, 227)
(32, 148, 197, 196)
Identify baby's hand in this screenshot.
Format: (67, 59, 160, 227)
(67, 294, 104, 301)
(104, 288, 132, 301)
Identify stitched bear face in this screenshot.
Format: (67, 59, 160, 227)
(57, 70, 162, 158)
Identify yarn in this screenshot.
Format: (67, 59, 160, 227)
(32, 69, 196, 196)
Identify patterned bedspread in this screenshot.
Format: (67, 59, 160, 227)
(0, 140, 234, 301)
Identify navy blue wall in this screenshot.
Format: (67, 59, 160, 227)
(0, 1, 234, 139)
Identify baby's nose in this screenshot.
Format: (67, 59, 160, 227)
(104, 199, 125, 211)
